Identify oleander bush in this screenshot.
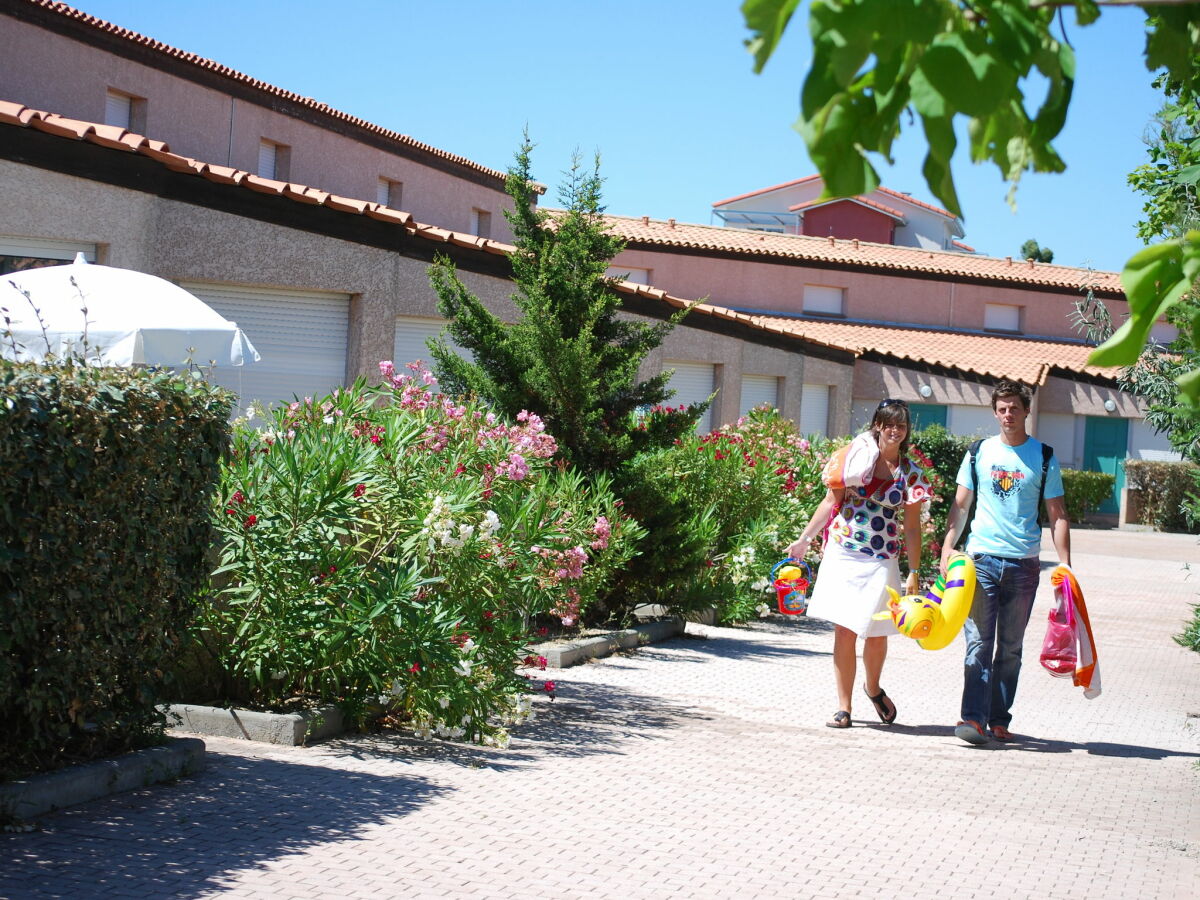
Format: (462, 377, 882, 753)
(1125, 459, 1200, 533)
(1060, 469, 1117, 523)
(620, 407, 831, 624)
(0, 362, 231, 781)
(910, 425, 974, 576)
(189, 363, 641, 746)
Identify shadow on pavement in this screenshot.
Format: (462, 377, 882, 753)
(0, 755, 446, 899)
(323, 679, 710, 771)
(873, 723, 1200, 759)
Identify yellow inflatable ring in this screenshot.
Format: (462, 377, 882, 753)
(877, 553, 977, 651)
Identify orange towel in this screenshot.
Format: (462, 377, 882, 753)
(1049, 566, 1101, 699)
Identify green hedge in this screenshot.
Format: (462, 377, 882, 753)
(0, 363, 231, 781)
(1125, 459, 1200, 533)
(1060, 469, 1116, 523)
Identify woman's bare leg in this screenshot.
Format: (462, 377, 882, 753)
(833, 625, 857, 713)
(862, 635, 888, 696)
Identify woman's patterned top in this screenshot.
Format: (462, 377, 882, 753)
(828, 459, 932, 560)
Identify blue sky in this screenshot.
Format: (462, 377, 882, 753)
(76, 0, 1165, 273)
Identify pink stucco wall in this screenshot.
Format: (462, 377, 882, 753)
(610, 247, 1113, 341)
(801, 202, 894, 244)
(0, 16, 516, 240)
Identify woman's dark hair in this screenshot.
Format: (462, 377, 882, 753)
(869, 398, 911, 459)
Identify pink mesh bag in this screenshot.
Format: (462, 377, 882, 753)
(1040, 575, 1079, 677)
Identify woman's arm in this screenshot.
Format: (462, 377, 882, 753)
(786, 488, 843, 558)
(903, 500, 923, 593)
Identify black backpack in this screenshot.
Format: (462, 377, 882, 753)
(959, 438, 1054, 549)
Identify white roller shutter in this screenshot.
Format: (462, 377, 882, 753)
(182, 282, 349, 416)
(948, 404, 995, 438)
(665, 360, 716, 433)
(0, 236, 96, 261)
(800, 384, 830, 436)
(740, 374, 779, 416)
(393, 316, 470, 378)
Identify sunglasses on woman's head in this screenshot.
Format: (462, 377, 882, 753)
(877, 399, 908, 409)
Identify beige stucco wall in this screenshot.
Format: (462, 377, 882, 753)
(1, 161, 848, 424)
(612, 246, 1112, 342)
(0, 15, 516, 240)
(1038, 375, 1144, 418)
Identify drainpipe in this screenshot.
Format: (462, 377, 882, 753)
(226, 98, 236, 166)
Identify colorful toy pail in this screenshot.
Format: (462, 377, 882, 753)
(770, 558, 813, 615)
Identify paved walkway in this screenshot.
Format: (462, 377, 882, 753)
(3, 530, 1199, 899)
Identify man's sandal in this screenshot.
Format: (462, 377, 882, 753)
(955, 720, 990, 746)
(826, 710, 851, 728)
(864, 686, 897, 724)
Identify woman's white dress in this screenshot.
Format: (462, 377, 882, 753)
(806, 459, 932, 637)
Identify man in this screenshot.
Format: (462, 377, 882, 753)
(940, 380, 1071, 745)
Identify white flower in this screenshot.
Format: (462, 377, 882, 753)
(389, 679, 406, 697)
(455, 659, 473, 676)
(751, 577, 770, 592)
(756, 603, 771, 618)
(480, 510, 501, 538)
(437, 696, 450, 709)
(461, 714, 472, 725)
(323, 415, 335, 425)
(460, 638, 476, 652)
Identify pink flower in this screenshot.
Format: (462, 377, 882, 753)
(798, 438, 811, 452)
(379, 361, 396, 379)
(543, 681, 556, 693)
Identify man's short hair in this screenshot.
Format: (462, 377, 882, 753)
(991, 379, 1032, 410)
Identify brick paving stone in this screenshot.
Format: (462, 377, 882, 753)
(1, 529, 1198, 899)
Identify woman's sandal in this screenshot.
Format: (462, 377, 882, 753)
(864, 686, 897, 724)
(826, 710, 851, 728)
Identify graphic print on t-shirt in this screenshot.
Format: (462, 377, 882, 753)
(990, 465, 1025, 500)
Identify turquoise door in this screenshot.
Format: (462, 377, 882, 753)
(1083, 416, 1128, 514)
(909, 403, 948, 432)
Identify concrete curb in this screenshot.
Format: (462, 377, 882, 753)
(163, 703, 345, 746)
(0, 737, 205, 822)
(532, 617, 685, 668)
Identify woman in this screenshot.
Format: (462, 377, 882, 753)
(786, 399, 931, 728)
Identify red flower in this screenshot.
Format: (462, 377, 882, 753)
(537, 655, 547, 669)
(353, 483, 366, 498)
(370, 434, 382, 444)
(409, 662, 421, 673)
(328, 565, 337, 574)
(225, 507, 235, 516)
(523, 655, 536, 667)
(537, 626, 549, 636)
(453, 464, 467, 476)
(482, 610, 495, 620)
(244, 514, 257, 528)
(543, 681, 556, 692)
(232, 490, 245, 505)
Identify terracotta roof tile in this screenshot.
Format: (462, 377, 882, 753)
(751, 316, 1116, 384)
(711, 175, 823, 207)
(87, 122, 133, 150)
(323, 194, 369, 214)
(875, 185, 956, 220)
(601, 213, 1123, 295)
(18, 1, 543, 193)
(788, 195, 907, 220)
(36, 112, 93, 139)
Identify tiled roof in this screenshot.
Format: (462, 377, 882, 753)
(875, 185, 956, 220)
(750, 316, 1117, 385)
(711, 175, 822, 207)
(13, 1, 540, 192)
(0, 100, 851, 359)
(788, 195, 907, 221)
(952, 240, 976, 252)
(602, 214, 1124, 295)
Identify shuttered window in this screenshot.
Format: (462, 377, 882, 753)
(104, 90, 132, 129)
(803, 285, 844, 315)
(800, 384, 830, 436)
(258, 140, 278, 179)
(606, 265, 651, 284)
(181, 282, 349, 417)
(377, 178, 402, 208)
(740, 374, 779, 416)
(393, 316, 471, 379)
(984, 303, 1021, 332)
(0, 236, 96, 261)
(665, 360, 716, 432)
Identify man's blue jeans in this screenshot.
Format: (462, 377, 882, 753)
(961, 554, 1041, 729)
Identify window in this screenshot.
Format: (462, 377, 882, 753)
(104, 89, 145, 132)
(802, 284, 844, 316)
(665, 361, 717, 433)
(605, 265, 651, 285)
(258, 139, 290, 181)
(800, 384, 830, 436)
(0, 235, 96, 276)
(740, 375, 779, 415)
(393, 316, 472, 385)
(984, 303, 1021, 333)
(469, 209, 492, 239)
(377, 178, 403, 208)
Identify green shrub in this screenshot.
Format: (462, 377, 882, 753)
(192, 365, 641, 746)
(0, 363, 231, 781)
(620, 407, 830, 624)
(1125, 459, 1200, 533)
(910, 425, 974, 577)
(1060, 469, 1117, 523)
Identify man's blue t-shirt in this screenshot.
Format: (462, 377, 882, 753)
(957, 435, 1064, 559)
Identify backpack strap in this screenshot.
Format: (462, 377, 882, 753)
(958, 438, 984, 550)
(1036, 442, 1054, 525)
